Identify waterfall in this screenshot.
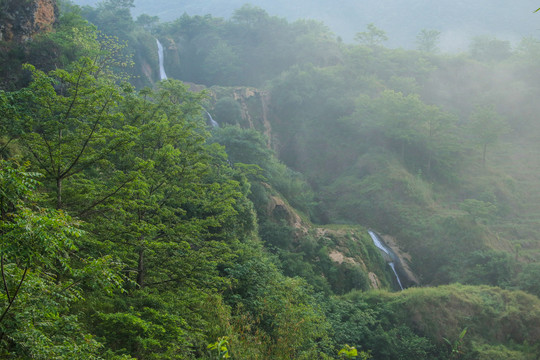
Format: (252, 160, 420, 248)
(368, 230, 404, 291)
(368, 230, 390, 256)
(156, 39, 168, 80)
(206, 111, 219, 128)
(389, 262, 404, 290)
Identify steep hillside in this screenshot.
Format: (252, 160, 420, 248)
(334, 284, 540, 360)
(3, 1, 540, 358)
(260, 182, 418, 292)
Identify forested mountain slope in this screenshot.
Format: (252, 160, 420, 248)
(2, 0, 540, 358)
(71, 0, 539, 48)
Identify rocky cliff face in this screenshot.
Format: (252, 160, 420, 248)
(231, 87, 273, 145)
(209, 86, 276, 149)
(264, 186, 414, 291)
(0, 0, 58, 42)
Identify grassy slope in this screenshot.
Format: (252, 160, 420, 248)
(359, 284, 540, 358)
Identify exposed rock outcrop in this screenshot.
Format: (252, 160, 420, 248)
(208, 86, 274, 148)
(368, 272, 381, 289)
(382, 234, 420, 287)
(0, 0, 58, 42)
(264, 185, 413, 290)
(231, 87, 273, 146)
(266, 190, 308, 237)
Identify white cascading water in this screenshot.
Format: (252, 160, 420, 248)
(368, 230, 404, 290)
(368, 230, 390, 255)
(206, 111, 219, 128)
(389, 262, 404, 290)
(155, 39, 218, 128)
(156, 39, 168, 80)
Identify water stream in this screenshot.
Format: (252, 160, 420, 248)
(389, 262, 404, 290)
(368, 230, 404, 291)
(156, 39, 168, 80)
(206, 111, 219, 128)
(368, 230, 390, 256)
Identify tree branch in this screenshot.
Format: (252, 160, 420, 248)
(61, 279, 83, 293)
(0, 137, 15, 156)
(1, 256, 11, 303)
(0, 266, 28, 325)
(62, 65, 85, 123)
(78, 174, 136, 218)
(59, 94, 113, 179)
(19, 138, 54, 177)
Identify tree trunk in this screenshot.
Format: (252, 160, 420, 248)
(56, 177, 62, 209)
(136, 247, 144, 288)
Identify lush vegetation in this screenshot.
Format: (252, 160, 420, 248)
(71, 0, 540, 49)
(1, 0, 540, 358)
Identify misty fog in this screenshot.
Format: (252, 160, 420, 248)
(71, 0, 540, 50)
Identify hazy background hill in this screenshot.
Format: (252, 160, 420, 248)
(71, 0, 540, 49)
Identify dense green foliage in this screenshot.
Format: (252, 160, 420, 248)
(1, 0, 540, 358)
(70, 0, 540, 49)
(329, 284, 540, 359)
(0, 54, 333, 358)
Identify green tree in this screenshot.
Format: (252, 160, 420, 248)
(81, 0, 135, 41)
(416, 29, 441, 53)
(203, 41, 241, 85)
(339, 344, 372, 359)
(468, 105, 508, 166)
(225, 255, 332, 359)
(517, 263, 540, 297)
(469, 36, 512, 62)
(135, 13, 160, 29)
(83, 81, 256, 358)
(359, 90, 457, 174)
(231, 4, 269, 28)
(207, 336, 231, 359)
(213, 97, 242, 125)
(355, 23, 388, 46)
(92, 80, 244, 289)
(9, 58, 129, 209)
(0, 160, 122, 358)
(292, 19, 342, 67)
(210, 126, 315, 214)
(460, 199, 497, 224)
